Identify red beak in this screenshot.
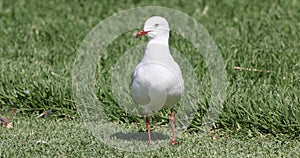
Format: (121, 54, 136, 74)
(135, 29, 150, 37)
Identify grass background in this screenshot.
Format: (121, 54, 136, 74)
(0, 0, 299, 157)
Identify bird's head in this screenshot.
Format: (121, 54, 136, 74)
(136, 16, 170, 39)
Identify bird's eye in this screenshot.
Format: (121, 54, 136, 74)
(154, 24, 159, 28)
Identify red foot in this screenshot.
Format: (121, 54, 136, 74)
(169, 140, 181, 145)
(171, 140, 176, 145)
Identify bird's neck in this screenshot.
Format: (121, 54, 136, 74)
(147, 35, 169, 46)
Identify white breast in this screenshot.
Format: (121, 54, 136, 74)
(131, 44, 184, 114)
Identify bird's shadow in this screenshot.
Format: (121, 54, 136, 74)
(111, 131, 169, 142)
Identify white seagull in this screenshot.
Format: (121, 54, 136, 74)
(132, 16, 184, 145)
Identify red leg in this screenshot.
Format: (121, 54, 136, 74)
(146, 113, 152, 144)
(170, 110, 176, 145)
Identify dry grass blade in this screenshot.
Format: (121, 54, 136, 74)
(37, 110, 53, 118)
(201, 5, 209, 16)
(0, 117, 13, 128)
(233, 66, 271, 73)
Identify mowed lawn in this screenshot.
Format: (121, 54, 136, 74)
(0, 116, 299, 157)
(0, 0, 299, 157)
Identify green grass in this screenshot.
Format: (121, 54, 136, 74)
(0, 116, 299, 157)
(0, 0, 299, 157)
